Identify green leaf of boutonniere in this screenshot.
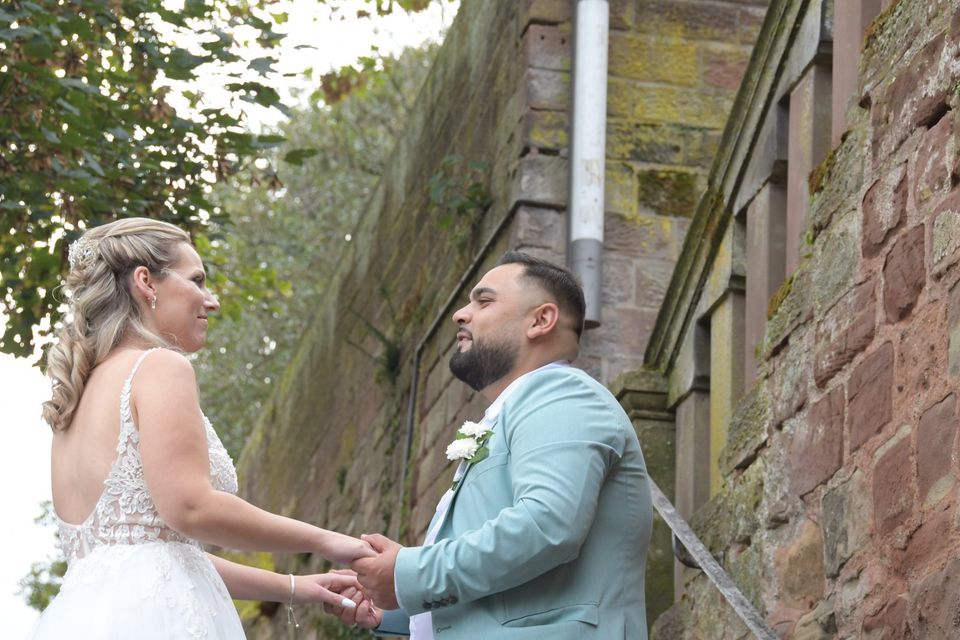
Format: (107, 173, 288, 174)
(469, 446, 489, 465)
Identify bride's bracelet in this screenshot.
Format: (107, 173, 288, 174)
(287, 573, 300, 628)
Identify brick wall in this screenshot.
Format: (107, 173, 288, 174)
(652, 1, 960, 637)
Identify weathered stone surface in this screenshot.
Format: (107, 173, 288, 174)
(524, 0, 571, 24)
(691, 457, 764, 554)
(951, 279, 960, 376)
(932, 196, 960, 274)
(525, 68, 569, 110)
(512, 206, 564, 250)
(608, 32, 699, 86)
(883, 224, 926, 322)
(789, 386, 844, 496)
(635, 0, 745, 43)
(917, 394, 957, 504)
(607, 79, 733, 128)
(870, 31, 952, 162)
(914, 111, 954, 205)
(822, 469, 872, 578)
(514, 153, 567, 205)
(862, 595, 908, 640)
(903, 505, 954, 572)
(813, 211, 861, 317)
(848, 342, 894, 452)
(810, 127, 865, 236)
(794, 596, 837, 640)
(862, 162, 906, 258)
(604, 212, 675, 259)
(720, 384, 769, 475)
(523, 109, 567, 150)
(634, 258, 676, 311)
(771, 340, 809, 428)
(764, 265, 813, 358)
(523, 23, 570, 71)
(773, 518, 826, 609)
(636, 168, 704, 218)
(702, 43, 752, 90)
(909, 557, 960, 637)
(606, 161, 638, 217)
(896, 302, 948, 404)
(872, 427, 914, 535)
(814, 277, 877, 388)
(606, 121, 685, 164)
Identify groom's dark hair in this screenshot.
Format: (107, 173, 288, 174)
(498, 251, 586, 339)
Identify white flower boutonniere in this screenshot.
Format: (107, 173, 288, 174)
(445, 420, 492, 465)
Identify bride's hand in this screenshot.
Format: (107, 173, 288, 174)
(319, 570, 384, 630)
(320, 531, 376, 565)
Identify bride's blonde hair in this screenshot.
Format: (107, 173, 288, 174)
(42, 218, 192, 432)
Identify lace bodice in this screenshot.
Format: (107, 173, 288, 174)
(56, 349, 238, 564)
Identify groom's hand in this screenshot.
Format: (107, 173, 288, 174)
(352, 533, 402, 610)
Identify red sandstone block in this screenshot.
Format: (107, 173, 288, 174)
(903, 506, 955, 573)
(870, 33, 951, 164)
(897, 302, 949, 406)
(862, 596, 908, 638)
(872, 432, 914, 535)
(907, 556, 960, 636)
(523, 24, 571, 72)
(848, 342, 894, 451)
(883, 224, 926, 323)
(951, 280, 960, 377)
(914, 111, 954, 206)
(917, 394, 958, 502)
(790, 386, 845, 496)
(702, 44, 751, 91)
(814, 277, 877, 388)
(862, 162, 907, 258)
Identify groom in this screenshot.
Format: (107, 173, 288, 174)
(350, 251, 652, 638)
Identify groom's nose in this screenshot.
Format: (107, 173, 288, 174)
(452, 304, 470, 325)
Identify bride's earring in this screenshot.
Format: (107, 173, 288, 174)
(150, 296, 157, 310)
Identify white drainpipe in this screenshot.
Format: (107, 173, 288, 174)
(568, 0, 609, 329)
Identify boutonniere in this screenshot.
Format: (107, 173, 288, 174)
(445, 420, 491, 469)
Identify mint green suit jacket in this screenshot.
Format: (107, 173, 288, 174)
(379, 366, 652, 639)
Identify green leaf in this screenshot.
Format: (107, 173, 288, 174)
(282, 148, 319, 166)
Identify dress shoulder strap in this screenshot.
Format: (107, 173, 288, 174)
(123, 347, 165, 389)
(118, 347, 165, 438)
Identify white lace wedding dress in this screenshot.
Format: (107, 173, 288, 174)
(28, 349, 246, 638)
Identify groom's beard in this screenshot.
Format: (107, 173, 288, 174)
(449, 335, 518, 392)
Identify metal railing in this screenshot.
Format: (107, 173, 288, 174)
(649, 479, 778, 640)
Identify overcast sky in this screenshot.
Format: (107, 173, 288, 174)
(2, 2, 456, 635)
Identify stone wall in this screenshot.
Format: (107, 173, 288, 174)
(235, 1, 762, 636)
(651, 1, 960, 637)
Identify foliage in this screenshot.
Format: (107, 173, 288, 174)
(427, 154, 492, 246)
(0, 0, 291, 359)
(16, 501, 65, 611)
(192, 45, 435, 458)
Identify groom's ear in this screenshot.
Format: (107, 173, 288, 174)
(526, 302, 560, 340)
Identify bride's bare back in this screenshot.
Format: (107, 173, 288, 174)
(50, 350, 144, 525)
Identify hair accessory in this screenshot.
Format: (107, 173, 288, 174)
(150, 296, 157, 310)
(287, 573, 299, 628)
(67, 236, 99, 271)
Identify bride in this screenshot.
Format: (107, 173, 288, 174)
(28, 218, 381, 638)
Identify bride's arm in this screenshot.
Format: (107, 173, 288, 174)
(208, 555, 383, 628)
(134, 349, 371, 564)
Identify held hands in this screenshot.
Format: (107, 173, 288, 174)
(323, 530, 377, 565)
(306, 569, 383, 629)
(351, 533, 403, 610)
(321, 570, 384, 630)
